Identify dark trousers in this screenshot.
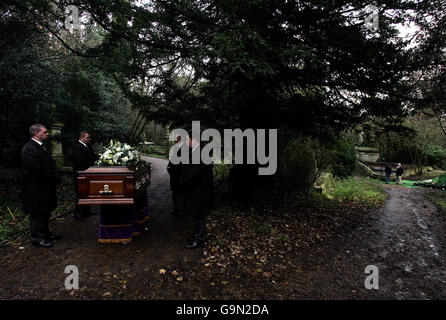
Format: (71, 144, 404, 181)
(30, 213, 50, 241)
(192, 218, 206, 242)
(74, 178, 91, 217)
(74, 194, 91, 217)
(172, 189, 184, 215)
(385, 173, 391, 184)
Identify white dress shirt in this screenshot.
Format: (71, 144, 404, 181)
(31, 138, 43, 145)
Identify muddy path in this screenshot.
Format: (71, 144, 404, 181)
(359, 185, 446, 299)
(290, 185, 446, 299)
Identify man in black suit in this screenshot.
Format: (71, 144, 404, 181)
(71, 131, 99, 220)
(179, 136, 214, 249)
(167, 134, 185, 217)
(21, 124, 61, 247)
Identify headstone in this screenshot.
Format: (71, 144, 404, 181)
(356, 147, 380, 163)
(51, 122, 65, 166)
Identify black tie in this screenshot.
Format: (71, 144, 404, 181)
(41, 144, 47, 152)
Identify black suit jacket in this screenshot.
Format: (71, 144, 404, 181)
(21, 140, 60, 216)
(71, 141, 99, 174)
(167, 160, 182, 191)
(167, 142, 186, 191)
(178, 147, 215, 219)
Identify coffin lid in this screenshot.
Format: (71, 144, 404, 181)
(78, 166, 134, 174)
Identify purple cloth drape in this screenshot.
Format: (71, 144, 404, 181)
(98, 192, 148, 244)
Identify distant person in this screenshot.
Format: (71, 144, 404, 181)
(167, 134, 185, 217)
(179, 136, 214, 249)
(396, 163, 404, 185)
(385, 164, 392, 184)
(71, 131, 99, 220)
(21, 124, 61, 247)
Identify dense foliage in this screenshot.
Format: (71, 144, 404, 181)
(330, 139, 358, 178)
(1, 0, 445, 189)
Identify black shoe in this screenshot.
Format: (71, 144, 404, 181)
(185, 240, 204, 249)
(32, 239, 54, 248)
(47, 233, 61, 241)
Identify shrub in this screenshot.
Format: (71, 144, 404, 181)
(213, 162, 233, 195)
(425, 144, 446, 169)
(277, 138, 317, 192)
(329, 139, 357, 178)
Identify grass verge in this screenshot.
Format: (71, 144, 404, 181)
(309, 176, 387, 209)
(425, 189, 446, 213)
(0, 185, 75, 244)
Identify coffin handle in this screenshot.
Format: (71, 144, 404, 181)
(99, 184, 113, 194)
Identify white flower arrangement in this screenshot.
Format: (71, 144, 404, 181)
(96, 140, 140, 166)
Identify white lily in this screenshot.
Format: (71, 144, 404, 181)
(113, 152, 123, 164)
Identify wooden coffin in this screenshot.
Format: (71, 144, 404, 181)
(77, 162, 151, 205)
